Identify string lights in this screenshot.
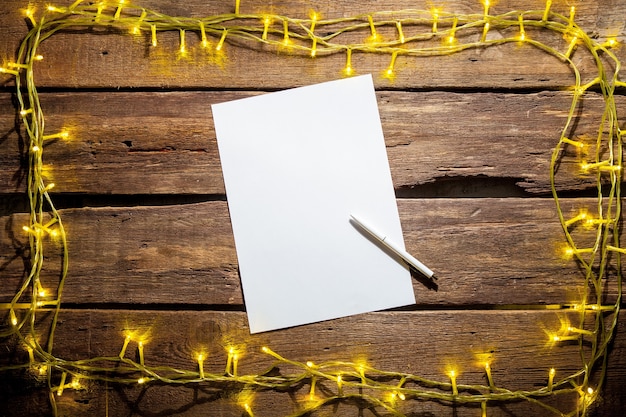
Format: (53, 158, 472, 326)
(0, 1, 622, 416)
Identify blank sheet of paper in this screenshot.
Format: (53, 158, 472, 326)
(212, 74, 415, 333)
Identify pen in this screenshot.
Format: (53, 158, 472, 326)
(350, 214, 436, 279)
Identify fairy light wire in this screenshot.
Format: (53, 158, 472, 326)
(0, 2, 621, 417)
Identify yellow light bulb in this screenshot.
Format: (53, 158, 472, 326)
(484, 362, 494, 388)
(542, 0, 552, 22)
(137, 377, 146, 384)
(151, 25, 157, 47)
(197, 353, 205, 379)
(47, 5, 64, 13)
(138, 340, 145, 366)
(179, 30, 186, 55)
(431, 8, 439, 33)
(568, 6, 576, 27)
(587, 387, 594, 395)
(0, 67, 20, 76)
(262, 16, 272, 40)
(24, 8, 37, 26)
(57, 372, 67, 396)
(395, 21, 405, 43)
(216, 29, 227, 52)
(448, 369, 458, 396)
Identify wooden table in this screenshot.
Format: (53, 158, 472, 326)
(1, 1, 624, 416)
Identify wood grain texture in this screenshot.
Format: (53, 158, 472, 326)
(0, 0, 624, 90)
(0, 198, 618, 307)
(1, 309, 624, 417)
(0, 90, 620, 195)
(0, 1, 624, 416)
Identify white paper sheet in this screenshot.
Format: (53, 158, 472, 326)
(212, 74, 415, 333)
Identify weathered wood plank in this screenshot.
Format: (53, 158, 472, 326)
(0, 198, 617, 306)
(1, 90, 620, 195)
(1, 309, 623, 416)
(0, 0, 623, 90)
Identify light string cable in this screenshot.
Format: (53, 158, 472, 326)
(0, 1, 622, 417)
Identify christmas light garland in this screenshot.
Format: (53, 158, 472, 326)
(0, 1, 623, 416)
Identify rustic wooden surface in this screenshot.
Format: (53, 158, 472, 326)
(1, 0, 625, 416)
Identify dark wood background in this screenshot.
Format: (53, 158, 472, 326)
(1, 0, 625, 416)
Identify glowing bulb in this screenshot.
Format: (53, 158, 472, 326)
(179, 30, 186, 55)
(561, 137, 584, 149)
(587, 387, 594, 395)
(565, 36, 578, 58)
(568, 6, 576, 28)
(0, 67, 20, 76)
(38, 288, 47, 298)
(57, 372, 67, 396)
(448, 369, 458, 396)
(383, 52, 398, 80)
(517, 14, 526, 42)
(114, 1, 124, 20)
(47, 5, 64, 13)
(262, 16, 272, 41)
(197, 353, 205, 379)
(138, 341, 145, 366)
(484, 362, 494, 388)
(233, 353, 239, 376)
(548, 368, 556, 390)
(42, 129, 69, 141)
(581, 160, 611, 172)
(366, 15, 382, 43)
(20, 108, 33, 116)
(395, 21, 405, 43)
(151, 25, 157, 47)
(606, 37, 619, 48)
(306, 361, 315, 368)
(281, 20, 291, 46)
(336, 374, 343, 395)
(137, 377, 146, 384)
(431, 8, 439, 33)
(119, 334, 131, 358)
(10, 311, 18, 326)
(542, 0, 552, 22)
(31, 145, 41, 153)
(343, 49, 353, 76)
(216, 29, 227, 52)
(481, 22, 490, 42)
(446, 17, 458, 46)
(24, 8, 37, 26)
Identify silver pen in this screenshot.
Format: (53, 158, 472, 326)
(350, 214, 436, 279)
